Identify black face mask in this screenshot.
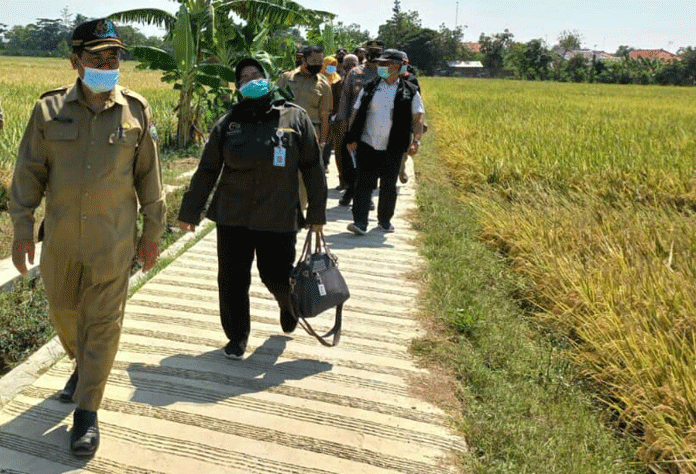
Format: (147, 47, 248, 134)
(366, 51, 382, 62)
(306, 64, 322, 75)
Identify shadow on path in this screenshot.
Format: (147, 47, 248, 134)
(126, 335, 333, 407)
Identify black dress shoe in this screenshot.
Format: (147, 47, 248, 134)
(71, 409, 99, 457)
(58, 369, 78, 403)
(280, 308, 298, 333)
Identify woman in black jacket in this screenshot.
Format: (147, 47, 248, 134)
(177, 58, 327, 360)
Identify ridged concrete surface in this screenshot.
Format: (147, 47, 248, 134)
(0, 159, 466, 473)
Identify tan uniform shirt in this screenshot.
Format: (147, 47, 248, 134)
(10, 79, 166, 281)
(276, 67, 333, 126)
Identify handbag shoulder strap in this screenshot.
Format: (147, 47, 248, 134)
(296, 304, 342, 347)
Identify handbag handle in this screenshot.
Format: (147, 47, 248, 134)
(299, 230, 337, 263)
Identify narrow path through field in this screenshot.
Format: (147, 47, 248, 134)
(0, 159, 466, 473)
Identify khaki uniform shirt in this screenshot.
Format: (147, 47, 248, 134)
(336, 64, 379, 122)
(10, 79, 166, 281)
(276, 68, 332, 126)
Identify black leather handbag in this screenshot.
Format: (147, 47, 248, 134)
(290, 230, 349, 346)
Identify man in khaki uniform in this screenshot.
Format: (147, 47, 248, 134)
(10, 19, 165, 457)
(277, 45, 332, 145)
(277, 45, 332, 207)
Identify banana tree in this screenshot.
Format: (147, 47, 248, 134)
(110, 0, 334, 147)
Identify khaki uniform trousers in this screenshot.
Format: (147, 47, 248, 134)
(42, 254, 129, 412)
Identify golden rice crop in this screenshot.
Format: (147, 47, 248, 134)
(423, 76, 696, 473)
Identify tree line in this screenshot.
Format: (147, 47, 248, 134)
(475, 29, 696, 86)
(0, 0, 466, 76)
(0, 0, 467, 148)
(0, 7, 167, 59)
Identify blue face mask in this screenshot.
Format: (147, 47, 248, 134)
(239, 78, 269, 98)
(377, 66, 391, 79)
(82, 66, 119, 94)
(400, 65, 408, 74)
(325, 65, 337, 74)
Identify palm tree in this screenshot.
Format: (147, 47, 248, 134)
(110, 0, 334, 147)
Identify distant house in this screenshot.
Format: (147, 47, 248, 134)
(462, 42, 481, 53)
(444, 60, 485, 77)
(562, 49, 618, 62)
(628, 49, 681, 62)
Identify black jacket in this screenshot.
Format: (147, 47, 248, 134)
(178, 95, 327, 231)
(345, 77, 418, 156)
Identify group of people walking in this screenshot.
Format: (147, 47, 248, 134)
(6, 19, 425, 458)
(274, 40, 426, 235)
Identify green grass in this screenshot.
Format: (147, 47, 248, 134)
(0, 276, 51, 375)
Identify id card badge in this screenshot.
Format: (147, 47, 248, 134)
(273, 146, 286, 167)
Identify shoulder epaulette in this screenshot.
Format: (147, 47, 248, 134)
(121, 88, 150, 109)
(39, 86, 70, 99)
(282, 102, 305, 111)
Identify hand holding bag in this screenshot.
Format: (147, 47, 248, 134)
(290, 230, 349, 346)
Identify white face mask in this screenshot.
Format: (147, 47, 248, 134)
(81, 63, 119, 94)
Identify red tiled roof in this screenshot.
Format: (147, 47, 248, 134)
(629, 49, 681, 61)
(462, 42, 481, 53)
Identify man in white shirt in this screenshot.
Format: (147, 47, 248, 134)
(344, 49, 425, 234)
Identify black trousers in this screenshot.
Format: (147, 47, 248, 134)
(341, 139, 357, 198)
(351, 141, 402, 229)
(216, 225, 297, 343)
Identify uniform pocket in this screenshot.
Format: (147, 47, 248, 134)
(45, 122, 78, 141)
(109, 129, 139, 148)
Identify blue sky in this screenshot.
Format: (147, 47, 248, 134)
(3, 0, 695, 54)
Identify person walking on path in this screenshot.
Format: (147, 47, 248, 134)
(320, 55, 345, 184)
(335, 47, 348, 78)
(344, 49, 425, 235)
(9, 19, 165, 457)
(177, 58, 327, 361)
(336, 40, 383, 207)
(276, 45, 332, 207)
(276, 45, 332, 151)
(332, 54, 360, 192)
(398, 54, 422, 185)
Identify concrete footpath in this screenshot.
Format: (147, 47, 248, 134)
(0, 159, 467, 473)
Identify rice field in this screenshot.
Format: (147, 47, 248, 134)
(0, 56, 179, 180)
(423, 76, 696, 473)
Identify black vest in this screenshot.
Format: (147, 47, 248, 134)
(346, 77, 418, 155)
